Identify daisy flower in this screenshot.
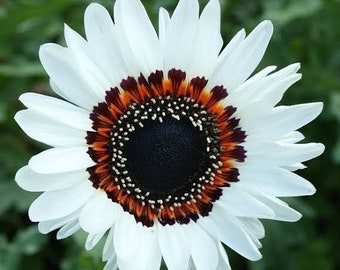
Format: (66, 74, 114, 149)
(15, 0, 324, 269)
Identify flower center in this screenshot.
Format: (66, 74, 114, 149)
(87, 69, 246, 227)
(123, 116, 207, 193)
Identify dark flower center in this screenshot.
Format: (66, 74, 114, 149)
(123, 117, 207, 193)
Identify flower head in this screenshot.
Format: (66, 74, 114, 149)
(15, 0, 324, 269)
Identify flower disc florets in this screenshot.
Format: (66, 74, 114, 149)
(87, 69, 246, 226)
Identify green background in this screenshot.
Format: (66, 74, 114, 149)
(0, 0, 339, 269)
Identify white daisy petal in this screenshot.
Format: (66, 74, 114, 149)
(158, 223, 191, 270)
(240, 65, 277, 85)
(218, 188, 275, 218)
(49, 79, 70, 104)
(238, 165, 316, 197)
(57, 220, 81, 239)
(29, 147, 95, 174)
(211, 20, 273, 91)
(245, 103, 323, 138)
(114, 212, 143, 261)
(117, 227, 161, 270)
(238, 217, 265, 239)
(265, 103, 323, 134)
(162, 0, 199, 74)
(216, 242, 231, 270)
(188, 0, 222, 78)
(114, 0, 161, 75)
(15, 110, 85, 147)
(79, 191, 117, 234)
(230, 68, 301, 112)
(102, 227, 115, 262)
(236, 63, 300, 98)
(102, 228, 119, 270)
(227, 20, 273, 88)
(85, 232, 106, 251)
(64, 24, 113, 100)
(183, 221, 218, 270)
(215, 28, 246, 65)
(15, 166, 85, 192)
(245, 141, 325, 165)
(84, 3, 128, 84)
(279, 131, 305, 144)
(39, 43, 100, 110)
(282, 163, 307, 171)
(253, 64, 301, 107)
(199, 204, 262, 261)
(104, 259, 118, 270)
(245, 189, 302, 221)
(158, 7, 170, 42)
(19, 92, 92, 131)
(236, 218, 264, 249)
(29, 181, 94, 222)
(38, 210, 79, 234)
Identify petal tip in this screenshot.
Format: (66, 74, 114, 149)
(315, 142, 325, 156)
(261, 20, 274, 33)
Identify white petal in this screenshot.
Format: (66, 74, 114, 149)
(85, 232, 106, 251)
(269, 62, 301, 78)
(245, 103, 323, 138)
(29, 147, 95, 174)
(19, 92, 92, 131)
(117, 226, 161, 270)
(102, 227, 115, 261)
(229, 66, 301, 113)
(158, 7, 170, 42)
(215, 201, 264, 248)
(188, 0, 222, 78)
(252, 65, 301, 107)
(114, 212, 143, 261)
(79, 191, 117, 234)
(216, 242, 231, 270)
(198, 204, 262, 261)
(245, 189, 302, 221)
(57, 220, 81, 239)
(238, 217, 265, 239)
(104, 259, 118, 270)
(38, 210, 79, 234)
(183, 221, 218, 270)
(236, 217, 263, 249)
(29, 181, 95, 222)
(158, 223, 191, 270)
(114, 0, 161, 76)
(282, 163, 307, 171)
(235, 65, 277, 90)
(49, 79, 70, 104)
(214, 28, 245, 66)
(279, 131, 305, 144)
(64, 24, 113, 100)
(39, 43, 100, 110)
(237, 165, 316, 197)
(219, 188, 275, 218)
(84, 3, 128, 84)
(15, 166, 86, 192)
(162, 0, 199, 74)
(245, 141, 325, 166)
(211, 20, 273, 91)
(15, 110, 85, 147)
(102, 228, 119, 270)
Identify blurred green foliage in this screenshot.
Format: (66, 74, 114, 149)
(0, 0, 339, 269)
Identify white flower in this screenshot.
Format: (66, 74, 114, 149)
(14, 0, 324, 269)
